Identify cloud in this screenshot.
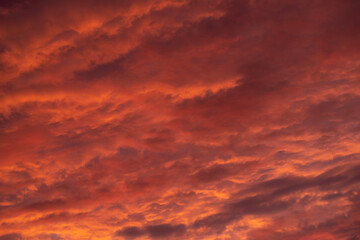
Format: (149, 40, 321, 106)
(145, 224, 186, 238)
(0, 0, 360, 239)
(192, 163, 360, 234)
(115, 226, 144, 239)
(34, 233, 64, 240)
(116, 223, 186, 239)
(0, 234, 22, 240)
(189, 161, 258, 184)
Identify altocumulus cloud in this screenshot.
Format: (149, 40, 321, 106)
(0, 0, 360, 239)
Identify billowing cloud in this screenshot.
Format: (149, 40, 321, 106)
(0, 0, 359, 239)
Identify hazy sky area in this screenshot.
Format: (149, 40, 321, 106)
(0, 0, 360, 239)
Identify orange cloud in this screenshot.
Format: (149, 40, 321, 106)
(1, 0, 360, 239)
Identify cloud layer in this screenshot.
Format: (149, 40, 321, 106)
(1, 0, 360, 239)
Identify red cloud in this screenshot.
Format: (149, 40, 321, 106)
(1, 0, 359, 239)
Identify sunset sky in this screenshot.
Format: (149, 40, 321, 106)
(1, 0, 360, 239)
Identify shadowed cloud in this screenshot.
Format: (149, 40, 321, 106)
(116, 223, 186, 239)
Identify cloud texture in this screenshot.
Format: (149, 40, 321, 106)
(1, 0, 360, 239)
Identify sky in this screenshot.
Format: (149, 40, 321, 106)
(0, 0, 360, 239)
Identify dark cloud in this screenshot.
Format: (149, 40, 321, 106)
(0, 233, 22, 240)
(193, 163, 360, 233)
(190, 161, 257, 184)
(116, 223, 186, 239)
(23, 199, 67, 211)
(35, 233, 64, 240)
(145, 224, 186, 238)
(115, 226, 145, 239)
(193, 194, 297, 232)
